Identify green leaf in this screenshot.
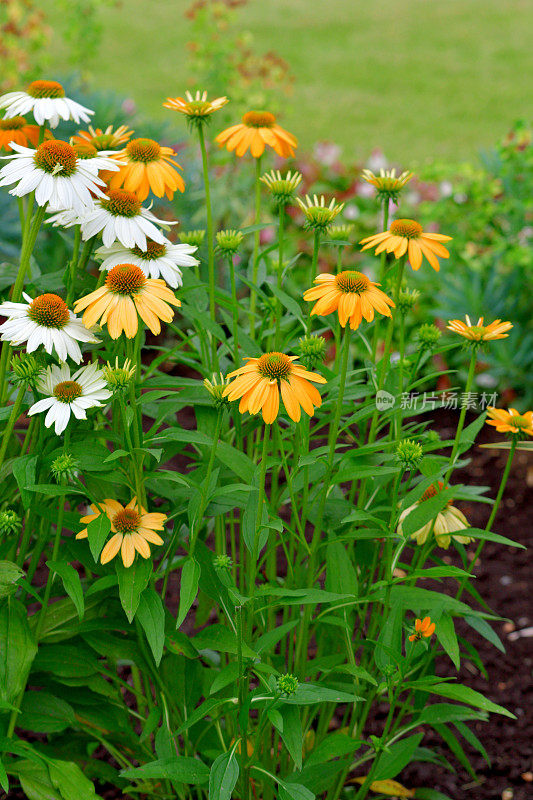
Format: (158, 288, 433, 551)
(14, 760, 63, 800)
(280, 704, 303, 769)
(12, 455, 38, 509)
(464, 614, 505, 653)
(0, 599, 37, 704)
(47, 560, 84, 620)
(435, 613, 460, 670)
(278, 780, 315, 800)
(209, 662, 240, 695)
(25, 484, 85, 497)
(373, 733, 423, 780)
(401, 488, 455, 537)
(255, 619, 298, 655)
(374, 605, 403, 674)
(208, 750, 239, 800)
(416, 682, 515, 718)
(86, 513, 111, 563)
(48, 759, 102, 800)
(464, 527, 525, 549)
(18, 691, 76, 733)
(305, 732, 362, 767)
(285, 684, 363, 706)
(32, 644, 98, 679)
(326, 541, 358, 597)
(0, 561, 24, 599)
(120, 756, 209, 784)
(416, 702, 486, 726)
(116, 557, 152, 623)
(193, 624, 257, 659)
(137, 587, 166, 666)
(176, 557, 200, 629)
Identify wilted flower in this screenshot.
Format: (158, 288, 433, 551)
(398, 482, 472, 549)
(297, 194, 344, 232)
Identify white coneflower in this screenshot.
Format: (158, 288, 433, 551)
(0, 140, 106, 213)
(28, 362, 111, 435)
(95, 239, 198, 288)
(0, 80, 93, 128)
(78, 188, 175, 249)
(0, 292, 99, 363)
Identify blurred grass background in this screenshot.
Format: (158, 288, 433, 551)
(39, 0, 532, 162)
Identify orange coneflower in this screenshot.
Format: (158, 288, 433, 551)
(71, 124, 134, 151)
(73, 263, 180, 339)
(215, 111, 297, 158)
(0, 115, 51, 152)
(486, 407, 533, 438)
(303, 271, 395, 330)
(107, 137, 185, 200)
(76, 498, 166, 568)
(360, 219, 451, 271)
(447, 316, 513, 342)
(223, 352, 326, 424)
(408, 616, 435, 642)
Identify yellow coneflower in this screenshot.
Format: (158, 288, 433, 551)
(222, 352, 326, 424)
(108, 138, 185, 200)
(409, 616, 435, 642)
(361, 168, 414, 201)
(216, 111, 297, 158)
(486, 407, 533, 438)
(398, 482, 472, 549)
(304, 271, 395, 330)
(0, 115, 51, 152)
(76, 498, 166, 568)
(163, 90, 228, 121)
(71, 124, 134, 151)
(360, 219, 451, 271)
(73, 263, 180, 338)
(447, 316, 513, 342)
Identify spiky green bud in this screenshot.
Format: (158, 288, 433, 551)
(277, 674, 299, 696)
(179, 229, 206, 248)
(216, 229, 244, 257)
(395, 439, 423, 472)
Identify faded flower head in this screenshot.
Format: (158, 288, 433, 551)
(260, 169, 302, 206)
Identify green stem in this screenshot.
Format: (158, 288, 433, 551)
(197, 125, 217, 369)
(307, 229, 320, 332)
(274, 205, 286, 349)
(249, 424, 270, 603)
(0, 384, 26, 470)
(249, 155, 262, 340)
(66, 225, 81, 305)
(228, 255, 240, 365)
(190, 409, 223, 555)
(443, 348, 478, 484)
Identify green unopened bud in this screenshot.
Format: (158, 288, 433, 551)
(327, 223, 354, 243)
(397, 288, 420, 316)
(395, 439, 423, 472)
(425, 430, 441, 445)
(51, 452, 79, 483)
(179, 229, 206, 248)
(10, 353, 44, 386)
(216, 229, 244, 257)
(0, 509, 22, 537)
(203, 373, 231, 409)
(298, 334, 326, 370)
(214, 554, 233, 570)
(260, 169, 302, 206)
(277, 674, 299, 696)
(297, 194, 344, 232)
(102, 358, 136, 394)
(417, 323, 441, 351)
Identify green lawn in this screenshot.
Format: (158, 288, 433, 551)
(41, 0, 532, 163)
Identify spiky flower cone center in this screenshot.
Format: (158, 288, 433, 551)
(510, 415, 530, 429)
(335, 270, 371, 294)
(28, 294, 70, 328)
(242, 110, 276, 128)
(420, 481, 447, 503)
(389, 219, 423, 239)
(257, 352, 292, 381)
(33, 140, 77, 176)
(28, 80, 65, 98)
(0, 116, 27, 130)
(132, 241, 167, 260)
(185, 100, 213, 116)
(113, 507, 141, 533)
(90, 133, 117, 150)
(126, 137, 162, 163)
(53, 380, 82, 403)
(101, 189, 141, 217)
(105, 264, 146, 295)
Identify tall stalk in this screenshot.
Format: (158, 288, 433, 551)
(249, 155, 263, 339)
(197, 124, 217, 368)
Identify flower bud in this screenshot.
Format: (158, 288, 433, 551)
(102, 358, 136, 394)
(417, 323, 441, 351)
(260, 169, 302, 206)
(277, 673, 299, 696)
(214, 554, 233, 570)
(395, 439, 423, 472)
(396, 287, 420, 316)
(51, 452, 79, 483)
(327, 223, 354, 243)
(298, 334, 326, 370)
(0, 509, 22, 537)
(215, 229, 244, 257)
(203, 373, 231, 409)
(297, 194, 344, 232)
(179, 229, 206, 248)
(10, 353, 44, 386)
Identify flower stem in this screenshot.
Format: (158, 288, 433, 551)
(66, 225, 81, 305)
(228, 255, 240, 365)
(274, 205, 285, 349)
(0, 384, 26, 471)
(197, 124, 217, 369)
(307, 229, 320, 332)
(249, 155, 262, 340)
(190, 409, 223, 555)
(443, 348, 478, 484)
